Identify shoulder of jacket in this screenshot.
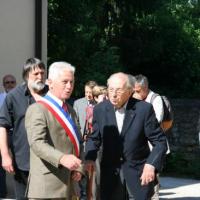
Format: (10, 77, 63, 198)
(74, 97, 86, 104)
(6, 84, 22, 97)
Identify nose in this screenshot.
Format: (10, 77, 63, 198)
(37, 72, 44, 80)
(111, 92, 117, 97)
(65, 81, 73, 89)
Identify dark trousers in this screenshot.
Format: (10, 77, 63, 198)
(13, 168, 29, 200)
(0, 156, 7, 198)
(100, 168, 134, 200)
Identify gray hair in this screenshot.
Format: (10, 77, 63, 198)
(134, 74, 149, 88)
(128, 74, 136, 87)
(23, 58, 45, 81)
(48, 62, 75, 80)
(107, 72, 132, 89)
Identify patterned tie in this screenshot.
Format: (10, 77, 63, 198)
(62, 102, 68, 113)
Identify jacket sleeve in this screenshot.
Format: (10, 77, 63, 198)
(25, 103, 65, 168)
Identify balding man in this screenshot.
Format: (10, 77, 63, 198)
(0, 74, 16, 107)
(85, 72, 167, 200)
(0, 74, 16, 198)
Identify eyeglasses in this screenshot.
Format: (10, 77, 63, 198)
(4, 81, 16, 84)
(108, 88, 125, 95)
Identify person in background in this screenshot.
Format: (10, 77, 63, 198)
(92, 85, 108, 104)
(133, 74, 164, 123)
(85, 72, 167, 200)
(86, 85, 108, 200)
(85, 85, 108, 141)
(73, 80, 97, 200)
(0, 58, 47, 200)
(0, 74, 16, 107)
(25, 61, 83, 199)
(73, 81, 97, 137)
(0, 74, 16, 198)
(133, 74, 170, 200)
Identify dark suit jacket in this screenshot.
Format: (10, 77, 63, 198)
(85, 98, 167, 200)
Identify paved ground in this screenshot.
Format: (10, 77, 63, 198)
(160, 177, 200, 199)
(2, 174, 200, 199)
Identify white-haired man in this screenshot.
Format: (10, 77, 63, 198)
(25, 62, 84, 199)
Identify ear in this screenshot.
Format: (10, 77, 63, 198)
(46, 79, 53, 89)
(128, 89, 133, 96)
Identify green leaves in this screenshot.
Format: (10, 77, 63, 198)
(48, 0, 200, 98)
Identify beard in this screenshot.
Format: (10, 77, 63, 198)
(29, 81, 45, 92)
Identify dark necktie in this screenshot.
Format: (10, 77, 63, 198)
(62, 102, 68, 113)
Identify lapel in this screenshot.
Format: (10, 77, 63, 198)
(105, 101, 118, 127)
(121, 98, 137, 136)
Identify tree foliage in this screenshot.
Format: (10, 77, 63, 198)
(48, 0, 200, 98)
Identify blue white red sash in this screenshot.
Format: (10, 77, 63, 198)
(37, 95, 81, 157)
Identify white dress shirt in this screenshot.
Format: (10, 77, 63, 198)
(145, 90, 164, 123)
(47, 91, 63, 107)
(115, 103, 127, 133)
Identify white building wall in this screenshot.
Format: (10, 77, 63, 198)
(0, 0, 47, 91)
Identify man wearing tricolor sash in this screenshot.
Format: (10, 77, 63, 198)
(25, 62, 84, 200)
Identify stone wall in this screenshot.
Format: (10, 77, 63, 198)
(168, 99, 200, 160)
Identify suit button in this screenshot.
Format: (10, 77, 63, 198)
(120, 157, 123, 161)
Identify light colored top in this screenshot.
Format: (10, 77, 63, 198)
(115, 102, 127, 133)
(145, 90, 164, 123)
(47, 91, 63, 107)
(146, 90, 170, 154)
(0, 91, 7, 108)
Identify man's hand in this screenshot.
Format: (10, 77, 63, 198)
(59, 154, 81, 171)
(71, 171, 82, 182)
(0, 127, 14, 173)
(140, 164, 155, 186)
(1, 152, 15, 174)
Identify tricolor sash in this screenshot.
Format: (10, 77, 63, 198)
(37, 95, 81, 157)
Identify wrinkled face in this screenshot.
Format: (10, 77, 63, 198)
(48, 69, 74, 101)
(27, 67, 46, 92)
(108, 77, 132, 109)
(3, 76, 16, 92)
(85, 86, 93, 101)
(133, 83, 148, 100)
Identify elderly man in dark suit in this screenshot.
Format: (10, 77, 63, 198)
(25, 62, 84, 199)
(85, 72, 167, 200)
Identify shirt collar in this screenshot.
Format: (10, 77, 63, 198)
(115, 101, 128, 112)
(47, 91, 63, 107)
(23, 82, 31, 96)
